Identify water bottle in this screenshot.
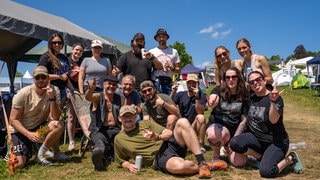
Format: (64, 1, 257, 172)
(246, 67, 253, 81)
(135, 155, 142, 170)
(289, 141, 306, 150)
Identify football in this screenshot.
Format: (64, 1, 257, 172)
(69, 66, 80, 82)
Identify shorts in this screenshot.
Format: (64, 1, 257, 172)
(60, 89, 67, 101)
(155, 135, 187, 174)
(11, 133, 33, 159)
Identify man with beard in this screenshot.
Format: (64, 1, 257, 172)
(85, 75, 124, 171)
(112, 33, 162, 91)
(9, 66, 66, 168)
(140, 80, 179, 130)
(171, 74, 207, 152)
(150, 28, 181, 95)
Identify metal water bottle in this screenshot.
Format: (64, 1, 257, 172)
(135, 155, 142, 170)
(246, 67, 253, 81)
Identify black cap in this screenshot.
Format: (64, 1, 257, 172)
(132, 33, 145, 40)
(104, 75, 119, 83)
(154, 28, 170, 40)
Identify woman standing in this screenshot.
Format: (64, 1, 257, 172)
(78, 39, 112, 94)
(39, 33, 69, 108)
(214, 46, 232, 86)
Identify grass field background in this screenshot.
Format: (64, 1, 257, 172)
(1, 86, 319, 179)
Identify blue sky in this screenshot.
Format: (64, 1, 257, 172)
(2, 0, 320, 77)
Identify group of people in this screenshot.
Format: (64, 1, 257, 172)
(5, 29, 304, 179)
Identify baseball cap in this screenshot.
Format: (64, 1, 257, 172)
(132, 33, 145, 40)
(33, 66, 48, 77)
(140, 80, 154, 90)
(104, 75, 119, 83)
(186, 74, 199, 82)
(119, 105, 136, 116)
(91, 39, 103, 48)
(154, 28, 170, 40)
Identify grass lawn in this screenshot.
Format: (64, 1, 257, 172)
(1, 86, 319, 179)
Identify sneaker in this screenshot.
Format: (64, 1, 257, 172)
(68, 143, 75, 151)
(247, 156, 260, 169)
(54, 153, 69, 161)
(198, 162, 211, 179)
(288, 151, 304, 174)
(36, 156, 53, 166)
(200, 143, 206, 153)
(207, 159, 228, 171)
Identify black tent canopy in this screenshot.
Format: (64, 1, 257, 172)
(0, 0, 117, 92)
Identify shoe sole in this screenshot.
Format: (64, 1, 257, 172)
(290, 151, 304, 174)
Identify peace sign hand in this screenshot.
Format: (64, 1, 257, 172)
(270, 83, 284, 102)
(43, 81, 54, 99)
(86, 78, 96, 91)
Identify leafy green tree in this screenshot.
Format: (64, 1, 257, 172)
(15, 71, 23, 77)
(294, 45, 308, 59)
(170, 41, 192, 68)
(269, 55, 281, 61)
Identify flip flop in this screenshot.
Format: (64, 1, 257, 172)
(288, 151, 304, 174)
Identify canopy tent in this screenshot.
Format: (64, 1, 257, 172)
(180, 64, 205, 74)
(0, 0, 117, 93)
(177, 64, 207, 91)
(307, 56, 320, 92)
(286, 56, 314, 67)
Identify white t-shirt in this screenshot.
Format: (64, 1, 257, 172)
(149, 47, 180, 80)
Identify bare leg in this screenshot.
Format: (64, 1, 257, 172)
(166, 114, 178, 130)
(67, 103, 76, 144)
(45, 120, 64, 154)
(191, 114, 206, 144)
(206, 124, 230, 159)
(166, 157, 199, 175)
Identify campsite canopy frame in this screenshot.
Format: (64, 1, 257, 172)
(306, 56, 320, 92)
(0, 0, 117, 93)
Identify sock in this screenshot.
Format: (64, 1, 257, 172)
(195, 154, 206, 164)
(38, 144, 49, 161)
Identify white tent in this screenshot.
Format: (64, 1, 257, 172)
(286, 56, 314, 67)
(272, 68, 297, 86)
(22, 70, 32, 79)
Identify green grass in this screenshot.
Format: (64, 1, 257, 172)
(1, 85, 319, 179)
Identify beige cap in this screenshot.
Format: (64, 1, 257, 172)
(33, 66, 48, 77)
(186, 74, 198, 82)
(119, 105, 136, 116)
(140, 80, 154, 90)
(91, 39, 103, 48)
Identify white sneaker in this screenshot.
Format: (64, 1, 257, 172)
(68, 143, 75, 151)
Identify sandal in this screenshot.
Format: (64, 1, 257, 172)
(288, 151, 304, 174)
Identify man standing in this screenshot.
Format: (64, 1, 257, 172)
(9, 66, 67, 168)
(85, 75, 124, 171)
(150, 28, 181, 95)
(171, 74, 207, 152)
(140, 80, 179, 130)
(114, 105, 211, 178)
(112, 33, 162, 91)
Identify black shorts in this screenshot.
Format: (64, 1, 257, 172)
(11, 133, 33, 159)
(155, 135, 187, 174)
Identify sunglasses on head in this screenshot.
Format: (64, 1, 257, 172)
(216, 51, 228, 58)
(225, 75, 238, 80)
(35, 75, 48, 80)
(248, 77, 263, 85)
(141, 87, 153, 94)
(51, 41, 63, 45)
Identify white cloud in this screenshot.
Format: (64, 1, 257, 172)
(199, 22, 232, 39)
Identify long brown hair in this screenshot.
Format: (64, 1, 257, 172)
(47, 33, 64, 70)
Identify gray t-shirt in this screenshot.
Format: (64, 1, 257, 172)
(81, 57, 112, 89)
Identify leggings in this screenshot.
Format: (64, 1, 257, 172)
(230, 132, 289, 178)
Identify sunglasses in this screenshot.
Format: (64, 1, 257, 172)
(225, 75, 238, 80)
(51, 41, 63, 45)
(248, 77, 263, 85)
(141, 87, 153, 94)
(35, 75, 48, 80)
(216, 51, 228, 58)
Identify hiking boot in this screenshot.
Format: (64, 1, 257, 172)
(198, 161, 211, 179)
(288, 151, 304, 174)
(200, 143, 206, 153)
(207, 159, 228, 171)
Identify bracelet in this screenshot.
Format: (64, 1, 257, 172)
(49, 97, 56, 101)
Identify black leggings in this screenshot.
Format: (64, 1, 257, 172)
(230, 132, 289, 178)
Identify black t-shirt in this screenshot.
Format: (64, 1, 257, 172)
(39, 53, 69, 90)
(208, 94, 249, 137)
(247, 94, 288, 145)
(67, 57, 83, 90)
(116, 50, 154, 91)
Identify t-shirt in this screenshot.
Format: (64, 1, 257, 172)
(173, 91, 207, 124)
(39, 53, 69, 90)
(116, 50, 154, 91)
(149, 47, 180, 80)
(68, 57, 83, 90)
(247, 94, 288, 145)
(80, 57, 111, 89)
(208, 94, 249, 137)
(142, 94, 176, 127)
(9, 84, 61, 133)
(114, 120, 164, 166)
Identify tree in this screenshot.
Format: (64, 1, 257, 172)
(293, 45, 309, 59)
(15, 71, 23, 77)
(269, 55, 281, 61)
(170, 41, 192, 68)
